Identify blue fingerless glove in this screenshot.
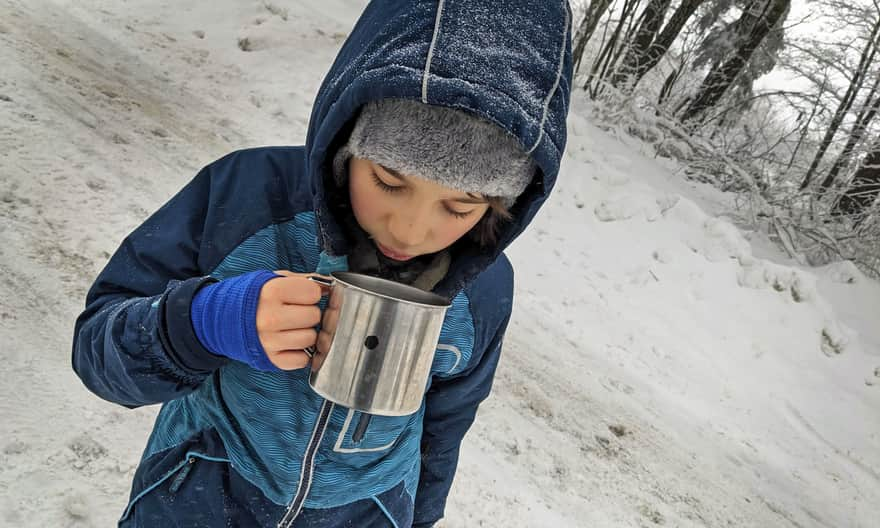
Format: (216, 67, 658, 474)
(190, 270, 281, 371)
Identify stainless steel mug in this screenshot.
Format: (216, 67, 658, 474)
(306, 272, 451, 417)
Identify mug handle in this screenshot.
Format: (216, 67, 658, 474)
(303, 275, 334, 358)
(306, 275, 335, 287)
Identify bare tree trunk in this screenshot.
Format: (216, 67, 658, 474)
(573, 0, 615, 73)
(786, 76, 828, 173)
(611, 0, 673, 91)
(834, 141, 880, 218)
(819, 73, 880, 190)
(585, 0, 642, 96)
(625, 0, 708, 89)
(598, 0, 643, 89)
(800, 14, 880, 190)
(657, 67, 679, 105)
(605, 0, 649, 83)
(680, 0, 791, 124)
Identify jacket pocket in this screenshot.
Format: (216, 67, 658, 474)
(119, 451, 231, 524)
(333, 409, 404, 453)
(121, 455, 192, 521)
(119, 426, 234, 526)
(325, 408, 420, 466)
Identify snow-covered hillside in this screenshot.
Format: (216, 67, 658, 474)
(1, 1, 877, 526)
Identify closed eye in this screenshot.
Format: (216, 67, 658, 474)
(372, 173, 404, 193)
(444, 205, 474, 219)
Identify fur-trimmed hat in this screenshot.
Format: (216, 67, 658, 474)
(333, 99, 536, 207)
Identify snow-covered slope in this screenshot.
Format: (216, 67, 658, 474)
(1, 1, 877, 526)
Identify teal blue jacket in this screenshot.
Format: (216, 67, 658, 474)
(72, 1, 572, 526)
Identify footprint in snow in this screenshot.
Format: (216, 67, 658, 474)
(67, 433, 108, 469)
(262, 1, 289, 21)
(63, 492, 91, 520)
(3, 439, 29, 455)
(638, 504, 665, 525)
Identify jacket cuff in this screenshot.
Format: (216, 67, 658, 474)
(159, 276, 229, 374)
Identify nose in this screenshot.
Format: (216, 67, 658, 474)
(387, 203, 431, 249)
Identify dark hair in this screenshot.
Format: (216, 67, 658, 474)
(469, 196, 513, 248)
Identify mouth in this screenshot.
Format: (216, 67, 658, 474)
(375, 241, 415, 261)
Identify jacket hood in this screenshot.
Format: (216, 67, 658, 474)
(305, 0, 573, 297)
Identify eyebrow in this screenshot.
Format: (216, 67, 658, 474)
(377, 164, 406, 180)
(377, 164, 488, 204)
(454, 193, 489, 204)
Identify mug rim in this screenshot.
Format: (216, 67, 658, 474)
(329, 271, 451, 308)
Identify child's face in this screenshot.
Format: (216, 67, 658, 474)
(348, 157, 491, 261)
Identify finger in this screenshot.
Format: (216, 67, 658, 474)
(268, 350, 311, 371)
(327, 287, 343, 309)
(258, 304, 322, 333)
(272, 271, 331, 283)
(316, 329, 333, 356)
(266, 276, 324, 305)
(320, 305, 340, 334)
(305, 274, 333, 293)
(271, 271, 332, 295)
(261, 328, 318, 353)
(281, 304, 322, 328)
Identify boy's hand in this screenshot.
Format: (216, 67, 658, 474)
(256, 271, 330, 370)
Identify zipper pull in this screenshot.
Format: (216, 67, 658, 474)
(352, 413, 372, 445)
(169, 457, 196, 494)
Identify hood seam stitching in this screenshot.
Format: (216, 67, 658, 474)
(421, 0, 446, 103)
(527, 1, 570, 155)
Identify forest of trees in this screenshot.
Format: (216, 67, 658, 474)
(571, 0, 880, 277)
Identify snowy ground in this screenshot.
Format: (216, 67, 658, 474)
(1, 1, 878, 526)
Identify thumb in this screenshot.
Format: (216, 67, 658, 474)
(271, 270, 333, 294)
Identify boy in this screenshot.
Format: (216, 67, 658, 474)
(73, 1, 573, 526)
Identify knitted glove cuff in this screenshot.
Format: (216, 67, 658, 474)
(190, 270, 281, 371)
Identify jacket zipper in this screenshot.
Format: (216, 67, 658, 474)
(168, 457, 196, 494)
(277, 399, 333, 528)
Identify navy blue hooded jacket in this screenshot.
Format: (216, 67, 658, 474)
(72, 1, 572, 526)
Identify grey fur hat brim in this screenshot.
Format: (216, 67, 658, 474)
(336, 99, 536, 207)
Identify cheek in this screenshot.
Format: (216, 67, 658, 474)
(349, 177, 383, 227)
(430, 214, 484, 248)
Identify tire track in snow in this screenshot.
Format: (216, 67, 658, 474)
(784, 400, 880, 488)
(0, 0, 239, 158)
